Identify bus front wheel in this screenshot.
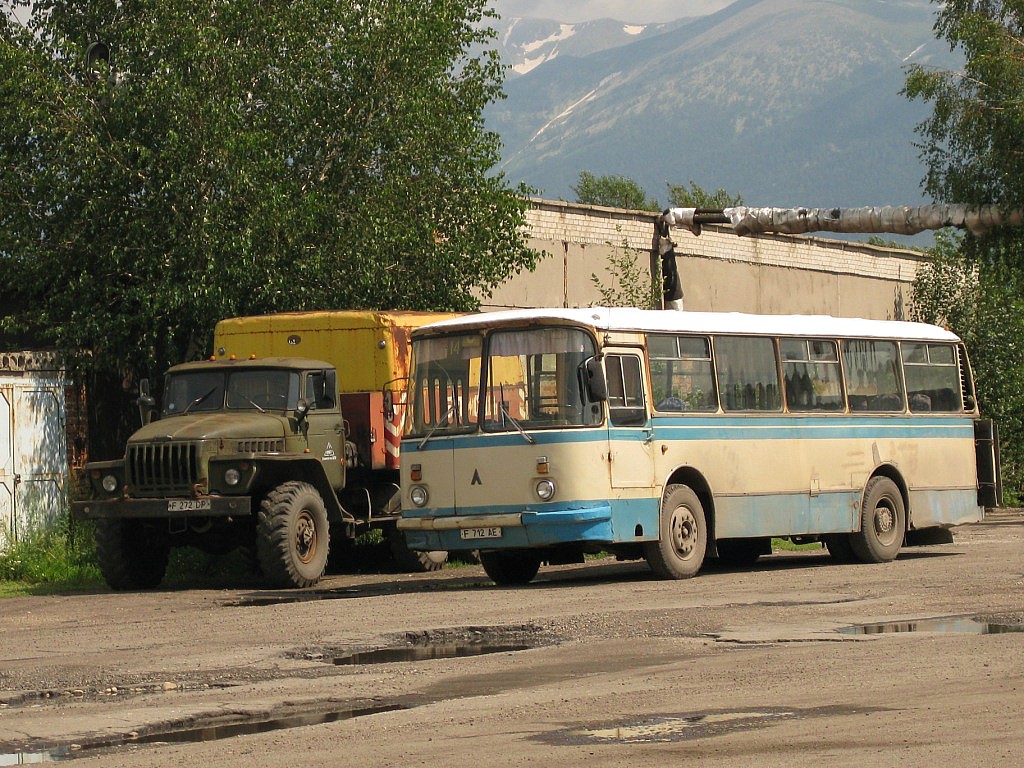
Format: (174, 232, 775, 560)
(644, 484, 707, 579)
(850, 476, 905, 563)
(480, 549, 542, 585)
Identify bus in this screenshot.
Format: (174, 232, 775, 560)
(396, 308, 1000, 585)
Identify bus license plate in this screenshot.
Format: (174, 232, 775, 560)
(460, 527, 502, 540)
(167, 499, 212, 512)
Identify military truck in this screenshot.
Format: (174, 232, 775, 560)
(73, 310, 456, 589)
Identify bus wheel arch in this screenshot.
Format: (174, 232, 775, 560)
(663, 467, 716, 549)
(851, 469, 907, 563)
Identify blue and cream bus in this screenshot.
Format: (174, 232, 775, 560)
(396, 308, 999, 584)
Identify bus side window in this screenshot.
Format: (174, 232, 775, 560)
(842, 339, 905, 412)
(780, 338, 843, 412)
(714, 336, 781, 411)
(902, 342, 962, 412)
(606, 354, 647, 426)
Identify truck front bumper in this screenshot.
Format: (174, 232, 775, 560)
(72, 496, 252, 520)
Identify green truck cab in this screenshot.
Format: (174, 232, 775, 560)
(73, 356, 352, 589)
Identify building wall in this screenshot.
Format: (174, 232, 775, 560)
(483, 199, 927, 321)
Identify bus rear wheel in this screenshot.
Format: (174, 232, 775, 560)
(480, 549, 542, 585)
(850, 476, 905, 563)
(644, 484, 707, 579)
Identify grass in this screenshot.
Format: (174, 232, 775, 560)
(0, 520, 104, 596)
(771, 537, 824, 552)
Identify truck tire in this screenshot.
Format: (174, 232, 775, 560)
(388, 528, 448, 572)
(95, 518, 170, 590)
(257, 481, 330, 588)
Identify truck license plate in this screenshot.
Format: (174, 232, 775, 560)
(460, 526, 502, 540)
(167, 499, 212, 512)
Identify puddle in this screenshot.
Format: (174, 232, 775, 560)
(228, 590, 362, 607)
(839, 616, 1024, 635)
(0, 704, 404, 764)
(333, 644, 530, 665)
(547, 705, 884, 745)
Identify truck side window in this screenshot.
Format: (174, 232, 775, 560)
(306, 371, 335, 409)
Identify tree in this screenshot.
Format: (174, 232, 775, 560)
(1, 0, 537, 456)
(666, 181, 743, 209)
(572, 171, 659, 211)
(911, 233, 1024, 503)
(904, 1, 1024, 502)
(589, 234, 661, 310)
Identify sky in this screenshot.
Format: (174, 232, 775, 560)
(489, 0, 733, 23)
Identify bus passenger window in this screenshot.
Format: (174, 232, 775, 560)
(780, 338, 843, 412)
(714, 336, 781, 412)
(606, 354, 648, 426)
(842, 340, 904, 412)
(902, 342, 962, 412)
(649, 334, 716, 412)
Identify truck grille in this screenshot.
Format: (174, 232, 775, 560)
(127, 442, 199, 496)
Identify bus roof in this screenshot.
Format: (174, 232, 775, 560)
(411, 308, 961, 343)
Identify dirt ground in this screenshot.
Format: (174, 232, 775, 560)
(1, 511, 1023, 767)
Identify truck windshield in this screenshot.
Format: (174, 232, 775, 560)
(164, 369, 299, 415)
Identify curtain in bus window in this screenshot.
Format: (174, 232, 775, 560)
(902, 342, 962, 412)
(714, 336, 781, 411)
(649, 334, 716, 412)
(842, 339, 904, 412)
(780, 338, 843, 412)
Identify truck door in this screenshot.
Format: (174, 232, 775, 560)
(604, 350, 656, 488)
(303, 370, 346, 489)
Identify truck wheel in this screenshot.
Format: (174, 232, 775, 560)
(257, 482, 330, 588)
(850, 476, 905, 563)
(480, 549, 542, 585)
(387, 528, 448, 572)
(643, 484, 707, 579)
(95, 518, 169, 590)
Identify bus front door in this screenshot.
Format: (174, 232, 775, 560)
(604, 351, 656, 488)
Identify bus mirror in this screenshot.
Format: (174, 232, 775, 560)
(383, 389, 394, 420)
(583, 357, 608, 402)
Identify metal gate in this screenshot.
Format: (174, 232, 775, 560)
(0, 357, 69, 550)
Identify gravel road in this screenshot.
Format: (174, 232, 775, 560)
(1, 511, 1022, 767)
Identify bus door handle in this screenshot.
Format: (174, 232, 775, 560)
(642, 428, 654, 444)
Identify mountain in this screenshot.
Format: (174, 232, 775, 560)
(486, 0, 959, 224)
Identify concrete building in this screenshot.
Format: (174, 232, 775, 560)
(485, 199, 928, 321)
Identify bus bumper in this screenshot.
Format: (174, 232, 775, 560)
(397, 505, 613, 551)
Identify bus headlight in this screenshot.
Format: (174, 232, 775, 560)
(224, 468, 241, 487)
(101, 474, 119, 494)
(409, 485, 429, 507)
(535, 479, 556, 501)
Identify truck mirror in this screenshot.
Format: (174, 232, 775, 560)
(582, 357, 607, 402)
(294, 399, 310, 422)
(137, 378, 157, 425)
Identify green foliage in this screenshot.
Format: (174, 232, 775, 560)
(589, 234, 661, 309)
(0, 519, 102, 595)
(904, 2, 1024, 208)
(666, 181, 743, 209)
(572, 171, 659, 211)
(911, 231, 1024, 504)
(0, 1, 537, 445)
(904, 2, 1024, 504)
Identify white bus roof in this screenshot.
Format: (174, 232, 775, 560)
(412, 307, 961, 343)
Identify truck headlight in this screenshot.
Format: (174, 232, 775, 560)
(101, 474, 119, 494)
(224, 468, 241, 487)
(535, 479, 556, 501)
(409, 485, 429, 507)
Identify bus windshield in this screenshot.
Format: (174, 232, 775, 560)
(483, 327, 599, 431)
(406, 326, 600, 438)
